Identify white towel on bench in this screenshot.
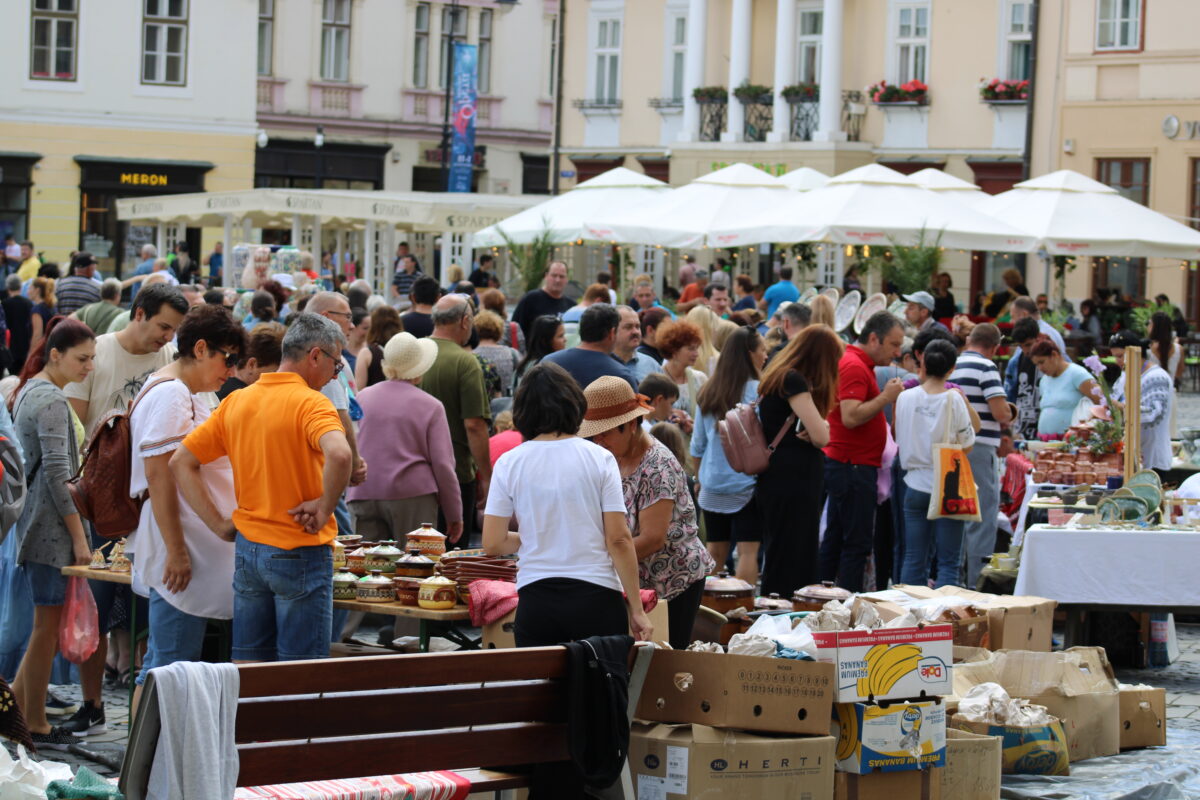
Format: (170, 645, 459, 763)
(148, 661, 240, 800)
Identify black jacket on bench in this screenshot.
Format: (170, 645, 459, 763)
(565, 634, 634, 789)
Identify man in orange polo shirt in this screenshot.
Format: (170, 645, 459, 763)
(171, 313, 352, 661)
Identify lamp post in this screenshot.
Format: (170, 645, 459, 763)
(440, 0, 463, 191)
(551, 0, 566, 195)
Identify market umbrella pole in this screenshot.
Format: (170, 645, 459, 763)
(1124, 345, 1142, 481)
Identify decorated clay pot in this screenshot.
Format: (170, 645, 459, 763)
(346, 546, 368, 576)
(332, 539, 346, 571)
(356, 570, 394, 603)
(364, 540, 403, 574)
(417, 575, 458, 610)
(333, 569, 358, 601)
(393, 549, 436, 578)
(405, 523, 447, 561)
(393, 577, 422, 606)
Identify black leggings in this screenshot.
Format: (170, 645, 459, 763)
(666, 579, 705, 650)
(515, 578, 628, 647)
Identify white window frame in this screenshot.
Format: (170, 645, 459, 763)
(1003, 0, 1032, 81)
(142, 0, 188, 86)
(1095, 0, 1141, 51)
(320, 0, 351, 82)
(592, 17, 621, 104)
(478, 9, 493, 94)
(438, 5, 467, 89)
(30, 0, 77, 82)
(796, 3, 822, 85)
(818, 247, 844, 290)
(413, 3, 430, 89)
(663, 11, 686, 102)
(893, 3, 929, 85)
(257, 0, 274, 77)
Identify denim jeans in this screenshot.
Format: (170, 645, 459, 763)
(136, 588, 209, 686)
(819, 458, 878, 592)
(962, 443, 999, 589)
(232, 535, 332, 662)
(901, 487, 966, 589)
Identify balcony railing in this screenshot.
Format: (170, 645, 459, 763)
(257, 77, 287, 113)
(402, 90, 503, 126)
(697, 98, 726, 142)
(740, 96, 773, 142)
(572, 98, 623, 111)
(789, 100, 820, 141)
(308, 81, 364, 118)
(842, 90, 865, 142)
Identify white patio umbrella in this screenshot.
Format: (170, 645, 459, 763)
(707, 164, 1037, 252)
(908, 168, 996, 214)
(780, 166, 830, 191)
(472, 167, 668, 247)
(585, 163, 792, 248)
(986, 170, 1200, 259)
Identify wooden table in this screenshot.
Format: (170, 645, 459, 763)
(64, 566, 477, 653)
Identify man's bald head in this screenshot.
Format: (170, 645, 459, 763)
(306, 291, 350, 316)
(432, 294, 472, 345)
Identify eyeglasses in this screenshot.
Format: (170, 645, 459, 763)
(317, 348, 345, 374)
(212, 348, 239, 368)
(325, 310, 352, 320)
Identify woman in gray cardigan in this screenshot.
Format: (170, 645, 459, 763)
(8, 318, 95, 750)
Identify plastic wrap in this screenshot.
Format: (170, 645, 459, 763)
(686, 641, 723, 653)
(744, 613, 818, 659)
(0, 746, 73, 799)
(726, 633, 776, 658)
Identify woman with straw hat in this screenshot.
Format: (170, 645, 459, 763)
(347, 332, 462, 544)
(582, 376, 714, 649)
(482, 363, 652, 647)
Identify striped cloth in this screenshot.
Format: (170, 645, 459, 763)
(55, 275, 101, 316)
(950, 351, 1007, 447)
(235, 770, 470, 800)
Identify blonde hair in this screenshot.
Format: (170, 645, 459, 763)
(448, 264, 464, 284)
(494, 410, 514, 433)
(32, 277, 56, 308)
(712, 318, 739, 350)
(810, 294, 835, 329)
(684, 305, 721, 375)
(474, 309, 505, 341)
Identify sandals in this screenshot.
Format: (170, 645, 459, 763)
(103, 664, 120, 688)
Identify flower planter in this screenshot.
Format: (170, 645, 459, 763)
(873, 100, 929, 107)
(982, 98, 1028, 105)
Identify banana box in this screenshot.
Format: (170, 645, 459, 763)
(950, 716, 1069, 776)
(812, 625, 954, 703)
(833, 700, 947, 774)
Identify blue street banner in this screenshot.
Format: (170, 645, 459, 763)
(448, 42, 478, 193)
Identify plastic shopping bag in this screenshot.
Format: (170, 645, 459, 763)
(927, 443, 982, 522)
(58, 577, 99, 664)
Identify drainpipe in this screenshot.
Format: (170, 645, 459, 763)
(1021, 0, 1041, 181)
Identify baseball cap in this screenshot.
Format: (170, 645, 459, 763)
(903, 291, 935, 311)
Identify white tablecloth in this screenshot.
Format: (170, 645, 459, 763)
(1014, 524, 1200, 606)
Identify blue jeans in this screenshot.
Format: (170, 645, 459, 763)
(901, 487, 966, 588)
(962, 443, 1000, 589)
(232, 535, 332, 662)
(819, 458, 878, 592)
(136, 588, 209, 686)
(20, 561, 67, 607)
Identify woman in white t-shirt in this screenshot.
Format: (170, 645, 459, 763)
(482, 362, 652, 648)
(129, 305, 244, 711)
(895, 339, 980, 588)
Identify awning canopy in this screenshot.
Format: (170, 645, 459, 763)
(117, 188, 538, 234)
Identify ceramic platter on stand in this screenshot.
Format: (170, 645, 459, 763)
(798, 287, 819, 306)
(854, 292, 888, 333)
(835, 290, 861, 332)
(820, 287, 841, 303)
(888, 299, 908, 318)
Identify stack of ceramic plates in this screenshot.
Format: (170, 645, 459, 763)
(435, 555, 518, 598)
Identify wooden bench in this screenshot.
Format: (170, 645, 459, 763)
(119, 644, 654, 800)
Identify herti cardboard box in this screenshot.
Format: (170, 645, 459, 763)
(890, 585, 1056, 652)
(635, 649, 835, 735)
(834, 769, 942, 800)
(631, 722, 836, 800)
(952, 646, 1120, 763)
(941, 728, 1002, 800)
(1119, 686, 1167, 749)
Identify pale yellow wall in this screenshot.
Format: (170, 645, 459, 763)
(0, 122, 254, 265)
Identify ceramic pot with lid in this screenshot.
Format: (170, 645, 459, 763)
(393, 576, 422, 606)
(333, 569, 358, 601)
(356, 570, 394, 603)
(417, 575, 458, 609)
(792, 581, 852, 613)
(701, 572, 755, 615)
(406, 523, 448, 561)
(346, 546, 368, 576)
(364, 540, 403, 574)
(393, 549, 437, 578)
(754, 593, 793, 612)
(332, 539, 347, 571)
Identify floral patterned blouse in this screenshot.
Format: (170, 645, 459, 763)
(623, 438, 715, 602)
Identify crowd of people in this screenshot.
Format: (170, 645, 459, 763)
(0, 242, 1186, 757)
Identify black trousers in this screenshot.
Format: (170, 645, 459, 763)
(666, 578, 705, 650)
(757, 466, 823, 597)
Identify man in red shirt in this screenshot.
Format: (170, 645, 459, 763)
(821, 311, 904, 591)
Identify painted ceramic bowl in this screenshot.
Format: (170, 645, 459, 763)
(356, 570, 394, 603)
(405, 523, 447, 561)
(417, 575, 458, 610)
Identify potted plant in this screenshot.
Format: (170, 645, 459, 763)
(978, 78, 1029, 102)
(692, 86, 728, 104)
(867, 79, 929, 105)
(732, 82, 773, 104)
(782, 83, 820, 102)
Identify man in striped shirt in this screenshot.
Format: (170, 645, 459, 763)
(950, 323, 1013, 588)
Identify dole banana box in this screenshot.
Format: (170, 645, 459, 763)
(812, 624, 954, 703)
(833, 700, 947, 774)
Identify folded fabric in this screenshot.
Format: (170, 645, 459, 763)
(45, 766, 124, 799)
(468, 580, 519, 626)
(147, 661, 239, 800)
(235, 769, 471, 800)
(639, 589, 658, 613)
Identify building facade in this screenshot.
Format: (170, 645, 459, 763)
(0, 0, 258, 276)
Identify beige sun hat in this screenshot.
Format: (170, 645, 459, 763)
(577, 376, 654, 439)
(382, 331, 438, 381)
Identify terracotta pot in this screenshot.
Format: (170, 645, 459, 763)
(356, 570, 394, 603)
(1049, 471, 1064, 484)
(1032, 470, 1047, 483)
(701, 572, 754, 615)
(346, 547, 368, 576)
(394, 549, 436, 578)
(755, 594, 793, 612)
(417, 575, 458, 610)
(392, 576, 422, 606)
(406, 523, 448, 561)
(364, 540, 403, 574)
(333, 569, 358, 601)
(792, 580, 852, 612)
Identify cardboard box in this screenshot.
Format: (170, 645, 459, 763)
(636, 649, 835, 736)
(631, 722, 835, 800)
(481, 600, 669, 650)
(833, 700, 947, 774)
(941, 729, 1001, 800)
(1118, 686, 1166, 749)
(951, 716, 1069, 776)
(889, 586, 1056, 652)
(834, 769, 941, 800)
(951, 647, 1119, 763)
(812, 624, 954, 703)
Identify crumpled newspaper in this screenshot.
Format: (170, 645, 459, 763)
(957, 682, 1053, 726)
(0, 745, 74, 800)
(804, 599, 853, 631)
(687, 640, 724, 653)
(727, 633, 777, 658)
(851, 600, 882, 630)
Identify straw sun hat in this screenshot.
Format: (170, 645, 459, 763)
(382, 332, 438, 381)
(577, 376, 654, 439)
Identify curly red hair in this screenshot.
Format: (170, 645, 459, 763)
(657, 320, 702, 359)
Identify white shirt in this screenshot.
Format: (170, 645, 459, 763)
(129, 379, 236, 619)
(896, 386, 976, 494)
(484, 437, 626, 592)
